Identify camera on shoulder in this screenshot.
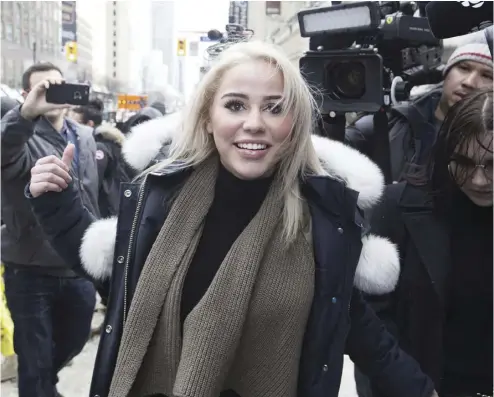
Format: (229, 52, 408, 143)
(298, 1, 444, 114)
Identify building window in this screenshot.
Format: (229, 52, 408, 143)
(112, 71, 117, 79)
(113, 31, 117, 37)
(113, 51, 117, 57)
(5, 23, 13, 42)
(113, 61, 117, 68)
(113, 40, 117, 48)
(113, 9, 117, 17)
(266, 1, 281, 15)
(113, 20, 116, 27)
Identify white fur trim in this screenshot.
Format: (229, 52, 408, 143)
(121, 116, 384, 208)
(354, 234, 400, 295)
(311, 135, 384, 209)
(122, 112, 181, 172)
(79, 217, 118, 280)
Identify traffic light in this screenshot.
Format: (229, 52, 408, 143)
(177, 39, 187, 56)
(65, 41, 77, 62)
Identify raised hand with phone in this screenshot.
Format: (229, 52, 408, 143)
(20, 78, 90, 122)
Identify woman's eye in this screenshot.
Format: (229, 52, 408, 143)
(224, 100, 245, 112)
(264, 103, 283, 114)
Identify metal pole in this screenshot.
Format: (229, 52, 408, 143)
(32, 41, 37, 64)
(178, 57, 184, 96)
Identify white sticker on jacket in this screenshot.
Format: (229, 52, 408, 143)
(96, 150, 105, 160)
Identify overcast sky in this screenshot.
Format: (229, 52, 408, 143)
(175, 0, 231, 34)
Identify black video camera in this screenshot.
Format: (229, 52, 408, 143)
(298, 1, 444, 114)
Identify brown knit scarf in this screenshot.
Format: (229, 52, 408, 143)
(109, 156, 315, 397)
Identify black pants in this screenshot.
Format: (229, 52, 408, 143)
(4, 267, 96, 397)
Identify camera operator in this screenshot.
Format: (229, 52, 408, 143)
(345, 41, 492, 182)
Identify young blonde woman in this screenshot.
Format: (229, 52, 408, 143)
(27, 42, 438, 397)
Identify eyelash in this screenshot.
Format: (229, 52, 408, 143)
(224, 100, 283, 114)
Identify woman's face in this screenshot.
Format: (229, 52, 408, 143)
(450, 131, 493, 207)
(208, 60, 293, 180)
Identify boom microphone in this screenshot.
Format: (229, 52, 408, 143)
(425, 1, 493, 39)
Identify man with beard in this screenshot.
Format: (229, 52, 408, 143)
(1, 62, 99, 397)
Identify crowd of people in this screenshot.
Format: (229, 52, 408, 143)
(0, 30, 492, 397)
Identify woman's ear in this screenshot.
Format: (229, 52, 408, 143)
(206, 121, 213, 134)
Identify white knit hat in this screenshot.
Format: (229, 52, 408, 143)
(443, 42, 492, 76)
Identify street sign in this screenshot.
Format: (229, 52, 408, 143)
(117, 94, 148, 111)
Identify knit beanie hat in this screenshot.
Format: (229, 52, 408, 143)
(443, 42, 492, 76)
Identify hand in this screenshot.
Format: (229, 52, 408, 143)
(29, 144, 74, 198)
(430, 391, 439, 397)
(20, 78, 71, 120)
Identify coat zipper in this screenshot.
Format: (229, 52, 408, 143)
(123, 177, 148, 325)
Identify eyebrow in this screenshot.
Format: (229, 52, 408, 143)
(220, 93, 283, 101)
(453, 153, 493, 163)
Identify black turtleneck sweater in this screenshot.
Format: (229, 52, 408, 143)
(180, 162, 273, 326)
(441, 189, 493, 394)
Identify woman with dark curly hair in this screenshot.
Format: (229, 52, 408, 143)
(362, 88, 493, 397)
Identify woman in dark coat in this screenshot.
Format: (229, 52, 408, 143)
(26, 42, 437, 397)
(361, 88, 493, 397)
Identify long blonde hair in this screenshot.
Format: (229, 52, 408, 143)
(146, 41, 326, 242)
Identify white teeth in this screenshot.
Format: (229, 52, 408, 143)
(236, 143, 267, 150)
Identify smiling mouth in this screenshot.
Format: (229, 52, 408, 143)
(234, 143, 269, 151)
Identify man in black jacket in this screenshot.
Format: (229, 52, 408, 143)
(345, 42, 492, 183)
(1, 63, 99, 397)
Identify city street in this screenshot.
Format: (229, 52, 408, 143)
(1, 336, 358, 397)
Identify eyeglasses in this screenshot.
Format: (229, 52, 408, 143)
(449, 155, 493, 182)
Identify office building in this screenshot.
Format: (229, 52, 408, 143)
(1, 1, 63, 88)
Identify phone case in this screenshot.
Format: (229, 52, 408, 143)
(45, 83, 90, 106)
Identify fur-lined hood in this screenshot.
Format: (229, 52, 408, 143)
(94, 124, 126, 146)
(82, 114, 400, 295)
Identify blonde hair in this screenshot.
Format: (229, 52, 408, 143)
(146, 41, 326, 242)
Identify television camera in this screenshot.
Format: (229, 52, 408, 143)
(298, 1, 444, 114)
(298, 1, 445, 183)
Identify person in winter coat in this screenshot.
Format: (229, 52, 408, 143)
(345, 42, 493, 183)
(1, 96, 19, 118)
(122, 106, 163, 134)
(361, 88, 493, 397)
(26, 42, 439, 397)
(69, 100, 133, 217)
(1, 62, 98, 397)
(120, 111, 182, 171)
